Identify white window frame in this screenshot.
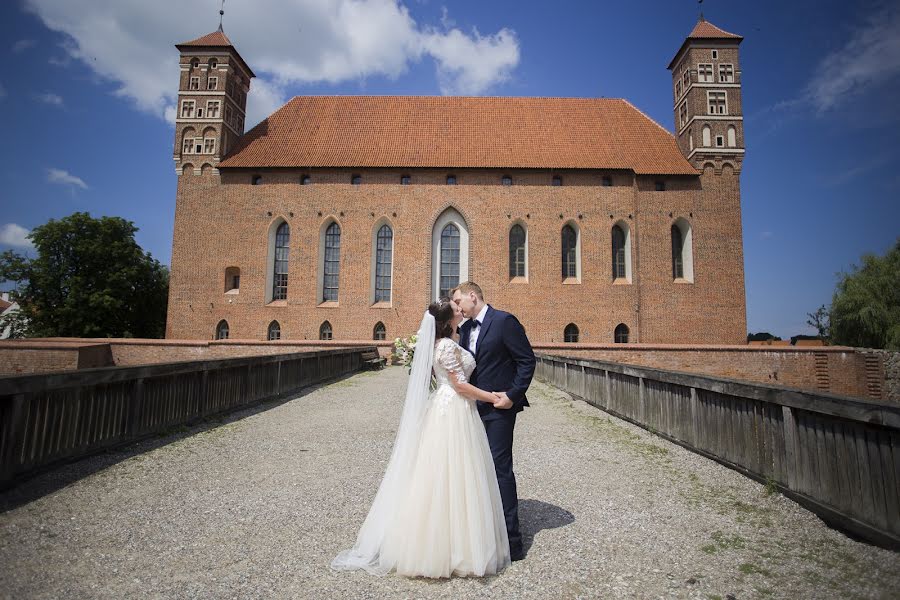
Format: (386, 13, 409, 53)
(682, 69, 690, 89)
(207, 76, 218, 90)
(203, 137, 216, 154)
(707, 90, 728, 115)
(182, 137, 193, 154)
(711, 50, 718, 60)
(180, 99, 196, 118)
(715, 135, 724, 147)
(718, 64, 734, 83)
(194, 139, 203, 154)
(189, 76, 199, 90)
(698, 63, 714, 83)
(679, 102, 688, 127)
(431, 208, 469, 300)
(206, 100, 220, 119)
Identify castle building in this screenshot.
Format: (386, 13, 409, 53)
(166, 17, 747, 345)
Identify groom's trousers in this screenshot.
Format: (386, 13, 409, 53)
(483, 412, 523, 557)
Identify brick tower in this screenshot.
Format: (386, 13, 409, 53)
(668, 16, 744, 172)
(173, 27, 254, 175)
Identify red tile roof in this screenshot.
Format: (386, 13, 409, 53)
(177, 30, 235, 48)
(668, 18, 743, 69)
(0, 298, 11, 311)
(219, 96, 698, 175)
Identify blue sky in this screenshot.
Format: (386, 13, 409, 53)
(1, 0, 898, 339)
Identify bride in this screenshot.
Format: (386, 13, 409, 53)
(331, 299, 511, 578)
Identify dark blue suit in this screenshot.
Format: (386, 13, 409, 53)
(460, 305, 535, 558)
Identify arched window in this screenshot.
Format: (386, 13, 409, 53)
(615, 323, 629, 343)
(702, 125, 711, 147)
(190, 58, 199, 70)
(440, 224, 460, 298)
(446, 175, 457, 185)
(374, 224, 393, 302)
(671, 218, 694, 282)
(319, 321, 333, 341)
(267, 321, 281, 341)
(208, 58, 218, 69)
(431, 208, 469, 300)
(564, 323, 579, 343)
(351, 174, 361, 185)
(727, 125, 737, 147)
(689, 128, 694, 150)
(509, 224, 526, 278)
(561, 224, 578, 280)
(272, 222, 289, 300)
(322, 222, 341, 302)
(373, 322, 386, 341)
(612, 224, 626, 280)
(301, 174, 311, 185)
(400, 175, 410, 185)
(501, 175, 513, 186)
(215, 320, 229, 340)
(251, 174, 262, 185)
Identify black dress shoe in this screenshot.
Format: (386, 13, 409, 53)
(510, 551, 525, 562)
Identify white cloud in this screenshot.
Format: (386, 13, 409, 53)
(35, 92, 64, 106)
(12, 39, 37, 53)
(46, 168, 88, 190)
(807, 4, 900, 113)
(24, 0, 520, 127)
(0, 224, 34, 249)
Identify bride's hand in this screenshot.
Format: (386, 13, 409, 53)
(492, 392, 514, 410)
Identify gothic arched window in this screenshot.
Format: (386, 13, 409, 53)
(215, 320, 229, 340)
(564, 323, 579, 343)
(440, 223, 460, 298)
(671, 218, 694, 282)
(561, 224, 578, 280)
(319, 321, 333, 341)
(375, 224, 393, 302)
(509, 224, 526, 278)
(615, 323, 629, 343)
(322, 222, 341, 302)
(373, 322, 386, 341)
(272, 222, 289, 300)
(612, 224, 626, 280)
(267, 321, 281, 341)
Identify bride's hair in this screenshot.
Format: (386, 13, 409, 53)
(428, 298, 454, 339)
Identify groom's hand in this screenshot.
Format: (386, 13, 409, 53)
(492, 392, 513, 410)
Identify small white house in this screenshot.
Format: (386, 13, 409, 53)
(0, 292, 22, 339)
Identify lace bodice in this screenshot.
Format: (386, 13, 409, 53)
(433, 338, 476, 387)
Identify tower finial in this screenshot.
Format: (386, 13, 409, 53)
(218, 0, 226, 31)
(698, 0, 705, 21)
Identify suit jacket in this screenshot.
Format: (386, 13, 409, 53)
(460, 305, 536, 420)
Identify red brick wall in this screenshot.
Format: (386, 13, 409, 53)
(166, 167, 747, 346)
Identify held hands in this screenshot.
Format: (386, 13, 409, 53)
(491, 391, 514, 410)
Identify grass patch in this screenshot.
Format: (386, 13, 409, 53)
(738, 562, 771, 576)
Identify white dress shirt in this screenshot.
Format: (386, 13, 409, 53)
(468, 304, 489, 356)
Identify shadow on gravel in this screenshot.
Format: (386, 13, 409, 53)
(519, 498, 575, 556)
(0, 373, 358, 513)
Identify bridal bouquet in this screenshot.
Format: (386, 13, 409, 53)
(392, 334, 418, 372)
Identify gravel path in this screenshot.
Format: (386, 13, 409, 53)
(1, 367, 898, 599)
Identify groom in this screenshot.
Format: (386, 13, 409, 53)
(452, 281, 535, 561)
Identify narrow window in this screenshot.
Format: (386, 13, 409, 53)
(251, 175, 262, 185)
(727, 126, 737, 147)
(682, 69, 690, 89)
(672, 224, 684, 279)
(323, 222, 341, 302)
(373, 322, 386, 341)
(689, 128, 694, 150)
(612, 225, 626, 280)
(715, 135, 724, 147)
(267, 321, 281, 341)
(207, 76, 218, 90)
(194, 140, 203, 153)
(446, 175, 457, 185)
(564, 323, 579, 343)
(702, 125, 711, 147)
(301, 174, 311, 185)
(439, 224, 460, 297)
(602, 176, 613, 187)
(615, 323, 629, 343)
(189, 76, 199, 90)
(655, 181, 666, 191)
(400, 175, 410, 185)
(501, 175, 513, 186)
(711, 50, 718, 60)
(191, 58, 199, 70)
(209, 58, 218, 69)
(561, 225, 577, 279)
(679, 102, 688, 128)
(552, 175, 562, 186)
(215, 320, 229, 340)
(375, 224, 393, 302)
(319, 321, 333, 341)
(509, 224, 526, 278)
(351, 174, 361, 185)
(224, 267, 240, 292)
(272, 222, 289, 300)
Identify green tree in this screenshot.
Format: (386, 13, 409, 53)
(805, 305, 831, 343)
(747, 332, 782, 342)
(0, 213, 169, 338)
(829, 239, 900, 350)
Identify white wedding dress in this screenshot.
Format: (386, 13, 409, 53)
(332, 332, 510, 578)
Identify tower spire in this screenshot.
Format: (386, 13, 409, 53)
(218, 0, 225, 32)
(698, 0, 704, 21)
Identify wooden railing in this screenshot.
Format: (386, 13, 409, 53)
(0, 348, 370, 488)
(535, 353, 900, 549)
